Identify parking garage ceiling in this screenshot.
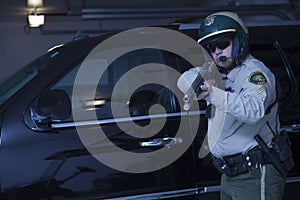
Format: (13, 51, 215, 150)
(0, 0, 299, 34)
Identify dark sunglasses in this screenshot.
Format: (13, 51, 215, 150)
(206, 40, 231, 53)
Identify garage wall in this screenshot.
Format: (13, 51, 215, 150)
(0, 17, 176, 83)
(0, 22, 71, 82)
(0, 0, 298, 83)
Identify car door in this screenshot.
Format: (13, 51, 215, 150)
(3, 47, 199, 199)
(280, 41, 300, 200)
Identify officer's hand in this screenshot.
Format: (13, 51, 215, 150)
(198, 79, 216, 100)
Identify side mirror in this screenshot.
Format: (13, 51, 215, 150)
(36, 89, 71, 120)
(30, 89, 71, 131)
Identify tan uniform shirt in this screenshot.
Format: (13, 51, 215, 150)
(208, 55, 279, 158)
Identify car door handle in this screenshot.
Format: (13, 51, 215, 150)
(139, 137, 183, 147)
(280, 124, 300, 133)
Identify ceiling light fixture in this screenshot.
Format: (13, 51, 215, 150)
(27, 0, 43, 7)
(26, 0, 44, 28)
(28, 13, 45, 27)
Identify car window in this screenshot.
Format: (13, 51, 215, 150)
(250, 43, 292, 107)
(279, 44, 300, 124)
(250, 42, 300, 128)
(0, 49, 61, 106)
(50, 48, 176, 122)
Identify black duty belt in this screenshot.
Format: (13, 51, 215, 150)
(210, 147, 272, 177)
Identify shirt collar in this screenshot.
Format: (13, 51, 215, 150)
(222, 65, 243, 82)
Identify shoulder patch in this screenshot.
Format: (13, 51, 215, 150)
(249, 72, 267, 85)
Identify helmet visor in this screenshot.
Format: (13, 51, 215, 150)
(206, 40, 231, 53)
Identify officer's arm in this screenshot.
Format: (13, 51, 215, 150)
(209, 77, 272, 124)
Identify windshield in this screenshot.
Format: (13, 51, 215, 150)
(0, 49, 61, 106)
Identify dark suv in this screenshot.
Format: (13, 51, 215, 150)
(1, 23, 300, 200)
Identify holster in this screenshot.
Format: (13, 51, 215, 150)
(271, 131, 295, 173)
(255, 132, 295, 177)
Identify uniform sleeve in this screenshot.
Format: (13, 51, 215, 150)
(210, 71, 274, 124)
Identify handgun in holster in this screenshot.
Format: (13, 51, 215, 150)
(254, 132, 295, 177)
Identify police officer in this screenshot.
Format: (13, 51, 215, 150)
(194, 12, 285, 199)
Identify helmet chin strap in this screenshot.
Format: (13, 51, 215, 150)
(232, 36, 240, 60)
